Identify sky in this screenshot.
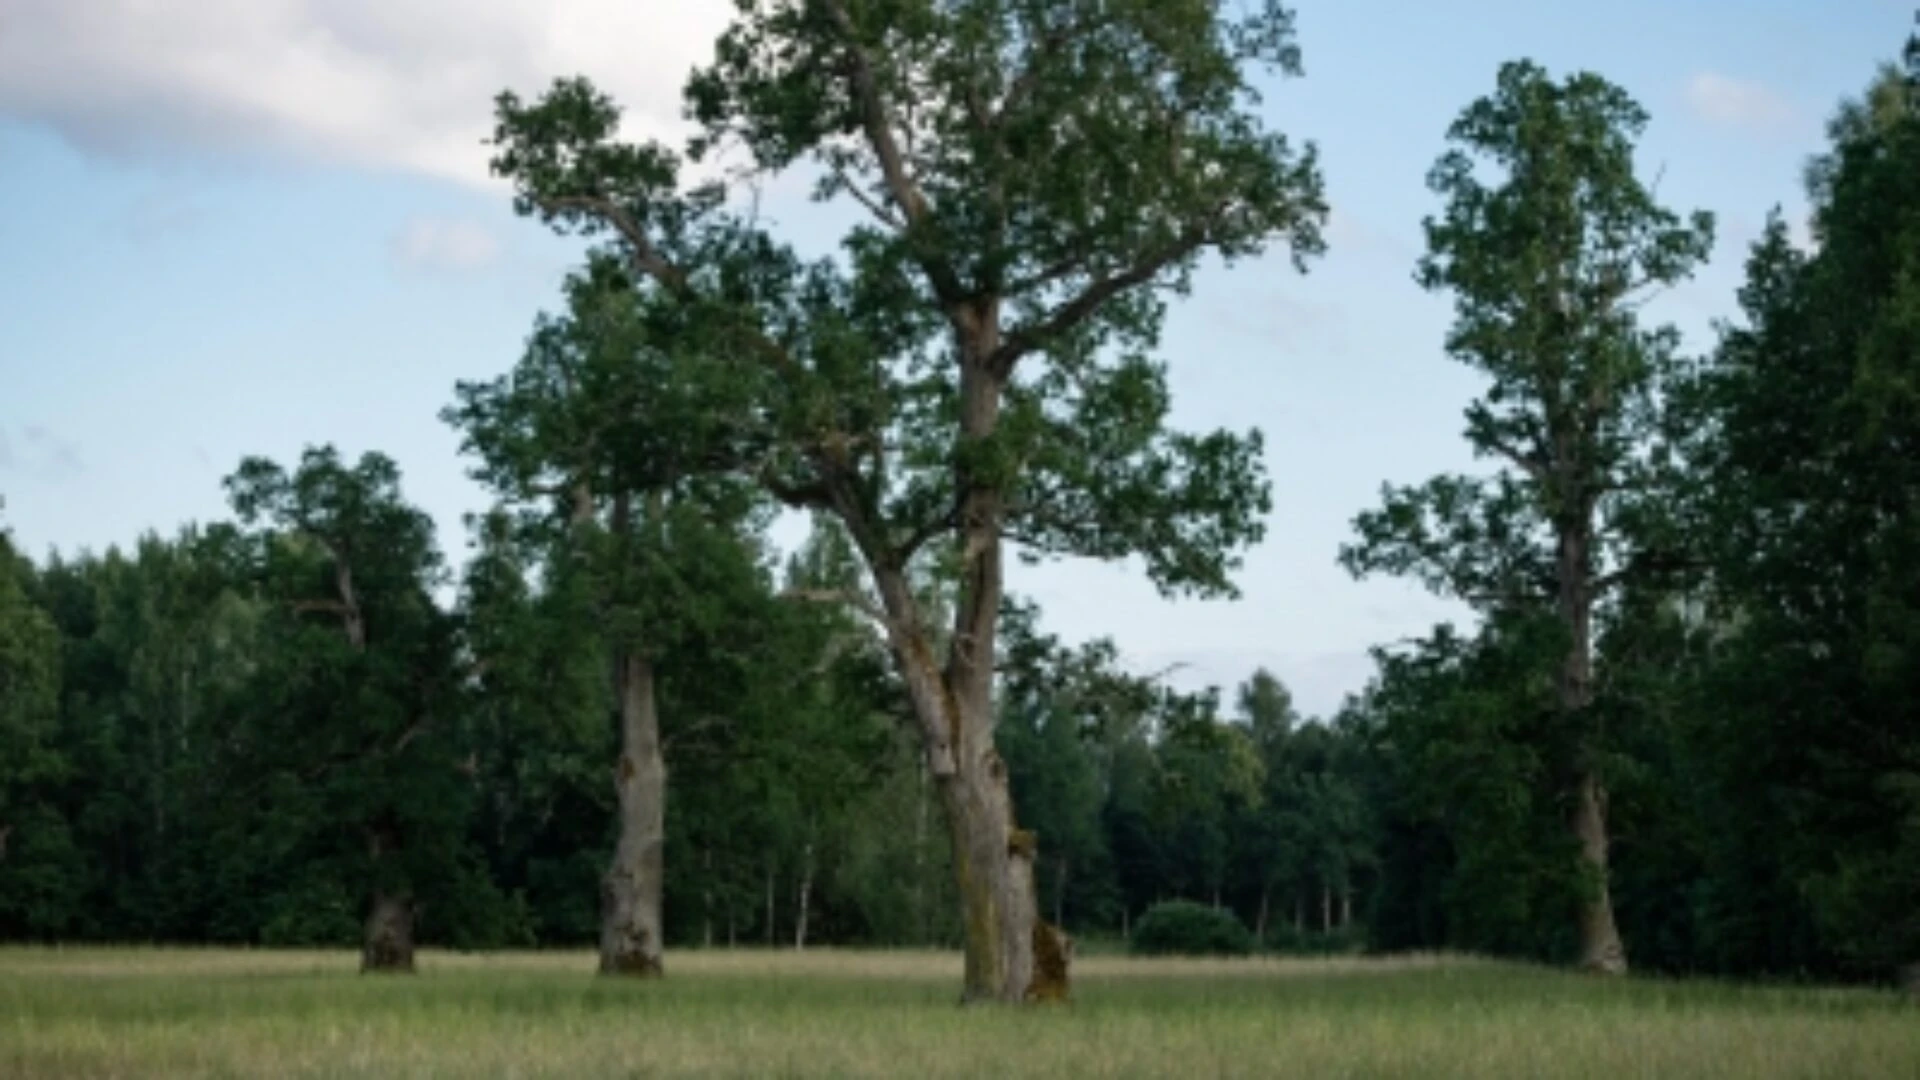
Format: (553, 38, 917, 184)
(0, 0, 1911, 717)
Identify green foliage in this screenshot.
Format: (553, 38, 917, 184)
(1129, 900, 1253, 956)
(1342, 60, 1711, 611)
(1340, 59, 1713, 972)
(1351, 619, 1584, 961)
(486, 0, 1326, 622)
(0, 529, 73, 936)
(1672, 26, 1920, 982)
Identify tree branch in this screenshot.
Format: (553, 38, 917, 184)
(817, 0, 969, 308)
(536, 194, 688, 294)
(832, 162, 905, 231)
(818, 0, 927, 226)
(1483, 432, 1548, 482)
(892, 497, 960, 566)
(989, 226, 1210, 376)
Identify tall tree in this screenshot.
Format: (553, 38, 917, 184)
(487, 0, 1325, 1002)
(447, 259, 771, 976)
(1341, 62, 1713, 973)
(224, 447, 466, 972)
(1685, 22, 1920, 988)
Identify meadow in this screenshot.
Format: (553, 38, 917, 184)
(2, 947, 1915, 1078)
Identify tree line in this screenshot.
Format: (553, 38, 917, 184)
(2, 2, 1916, 999)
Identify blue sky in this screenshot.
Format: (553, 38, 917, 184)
(0, 0, 1910, 716)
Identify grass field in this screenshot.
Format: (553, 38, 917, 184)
(2, 947, 1915, 1078)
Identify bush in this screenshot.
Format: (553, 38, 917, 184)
(1130, 901, 1254, 956)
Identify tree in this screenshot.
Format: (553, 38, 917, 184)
(1684, 21, 1920, 987)
(0, 522, 75, 936)
(447, 260, 773, 976)
(224, 447, 468, 972)
(487, 0, 1325, 1002)
(1340, 61, 1713, 973)
(1350, 617, 1584, 959)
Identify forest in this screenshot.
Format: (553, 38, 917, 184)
(2, 1, 1917, 1007)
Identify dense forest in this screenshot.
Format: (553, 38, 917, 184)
(2, 3, 1916, 1000)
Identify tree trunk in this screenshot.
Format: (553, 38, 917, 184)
(1559, 523, 1628, 975)
(907, 323, 1052, 1001)
(874, 614, 1044, 1001)
(765, 862, 776, 946)
(1340, 886, 1353, 930)
(361, 825, 414, 973)
(794, 841, 813, 950)
(598, 650, 665, 977)
(1292, 894, 1303, 933)
(1573, 768, 1626, 974)
(1255, 883, 1271, 943)
(932, 724, 1039, 1003)
(870, 526, 1049, 999)
(362, 889, 415, 973)
(1321, 882, 1331, 934)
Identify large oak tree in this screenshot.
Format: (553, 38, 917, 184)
(487, 0, 1325, 1001)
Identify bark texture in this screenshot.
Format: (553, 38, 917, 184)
(872, 529, 1049, 1000)
(1559, 526, 1628, 975)
(599, 650, 665, 977)
(361, 887, 415, 973)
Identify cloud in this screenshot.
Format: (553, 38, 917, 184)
(391, 217, 501, 271)
(1685, 72, 1798, 133)
(0, 428, 12, 469)
(0, 0, 734, 187)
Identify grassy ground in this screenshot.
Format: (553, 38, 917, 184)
(2, 947, 1915, 1078)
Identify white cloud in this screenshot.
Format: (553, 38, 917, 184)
(0, 0, 734, 187)
(1685, 72, 1798, 133)
(391, 217, 500, 271)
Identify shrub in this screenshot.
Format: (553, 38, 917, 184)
(1130, 901, 1254, 956)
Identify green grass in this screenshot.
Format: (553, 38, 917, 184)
(2, 947, 1915, 1077)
